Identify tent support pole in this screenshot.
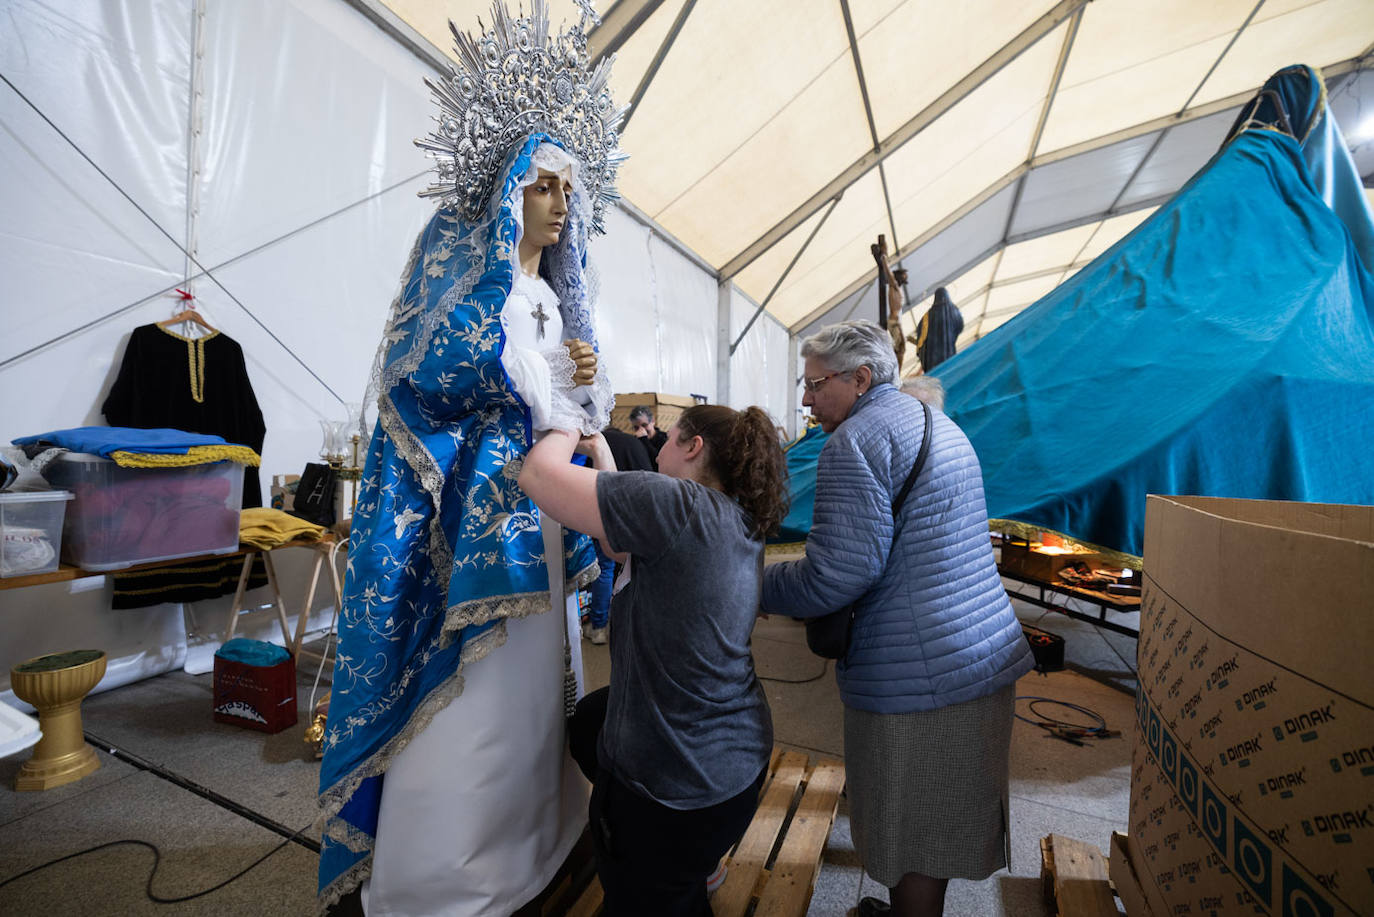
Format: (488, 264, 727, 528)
(720, 0, 1089, 282)
(1003, 7, 1082, 244)
(1111, 0, 1265, 212)
(589, 0, 670, 66)
(730, 195, 841, 355)
(620, 0, 698, 135)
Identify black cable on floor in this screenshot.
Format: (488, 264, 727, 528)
(1014, 695, 1118, 746)
(750, 634, 830, 684)
(84, 731, 320, 852)
(0, 825, 311, 904)
(757, 658, 829, 684)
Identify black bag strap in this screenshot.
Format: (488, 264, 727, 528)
(892, 401, 933, 517)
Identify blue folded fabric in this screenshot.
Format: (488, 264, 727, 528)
(13, 426, 231, 457)
(215, 638, 291, 667)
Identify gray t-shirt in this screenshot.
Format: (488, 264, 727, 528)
(595, 470, 773, 809)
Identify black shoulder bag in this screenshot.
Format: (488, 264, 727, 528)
(805, 401, 933, 660)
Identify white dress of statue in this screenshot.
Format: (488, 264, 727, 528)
(365, 146, 612, 916)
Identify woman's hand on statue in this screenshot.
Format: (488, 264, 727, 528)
(574, 432, 616, 471)
(563, 339, 596, 386)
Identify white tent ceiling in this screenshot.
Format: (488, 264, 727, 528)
(367, 0, 1374, 345)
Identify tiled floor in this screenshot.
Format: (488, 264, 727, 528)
(0, 588, 1137, 916)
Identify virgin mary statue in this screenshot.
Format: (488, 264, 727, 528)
(317, 2, 626, 912)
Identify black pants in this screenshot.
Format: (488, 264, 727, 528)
(569, 687, 765, 917)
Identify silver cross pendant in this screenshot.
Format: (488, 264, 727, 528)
(531, 302, 549, 340)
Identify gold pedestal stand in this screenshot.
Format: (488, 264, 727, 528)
(10, 650, 107, 791)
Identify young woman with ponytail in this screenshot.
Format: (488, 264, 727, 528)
(519, 404, 788, 917)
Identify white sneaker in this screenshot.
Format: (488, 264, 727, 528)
(706, 861, 728, 894)
(585, 624, 607, 645)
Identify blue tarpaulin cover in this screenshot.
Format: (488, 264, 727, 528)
(776, 68, 1374, 558)
(775, 424, 828, 543)
(936, 73, 1374, 557)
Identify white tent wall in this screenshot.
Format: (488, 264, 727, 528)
(592, 207, 721, 400)
(727, 290, 794, 435)
(0, 0, 754, 699)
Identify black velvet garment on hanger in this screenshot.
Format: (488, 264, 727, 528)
(101, 324, 268, 608)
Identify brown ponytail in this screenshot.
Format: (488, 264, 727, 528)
(675, 405, 789, 539)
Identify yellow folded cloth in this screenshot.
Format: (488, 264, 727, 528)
(239, 507, 326, 549)
(110, 444, 262, 468)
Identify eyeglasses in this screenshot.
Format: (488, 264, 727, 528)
(803, 371, 849, 394)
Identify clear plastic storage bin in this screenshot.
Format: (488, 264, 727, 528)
(0, 490, 74, 578)
(44, 454, 244, 571)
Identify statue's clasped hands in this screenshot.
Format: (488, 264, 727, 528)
(564, 339, 596, 386)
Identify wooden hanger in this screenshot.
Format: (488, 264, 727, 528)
(157, 289, 217, 334)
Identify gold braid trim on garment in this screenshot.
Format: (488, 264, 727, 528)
(109, 444, 261, 468)
(186, 336, 206, 403)
(988, 518, 1142, 571)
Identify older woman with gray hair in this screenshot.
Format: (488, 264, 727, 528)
(899, 374, 945, 411)
(762, 320, 1031, 917)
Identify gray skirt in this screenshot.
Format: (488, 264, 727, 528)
(844, 684, 1015, 886)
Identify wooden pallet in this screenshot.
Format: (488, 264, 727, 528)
(1040, 833, 1123, 917)
(564, 749, 846, 917)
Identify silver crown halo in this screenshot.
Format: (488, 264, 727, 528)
(416, 0, 629, 235)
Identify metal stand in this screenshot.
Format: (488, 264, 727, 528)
(999, 566, 1140, 638)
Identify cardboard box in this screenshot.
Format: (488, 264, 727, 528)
(1109, 832, 1160, 917)
(1127, 496, 1374, 917)
(271, 473, 300, 512)
(610, 392, 698, 435)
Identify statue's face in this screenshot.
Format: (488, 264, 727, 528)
(522, 167, 573, 251)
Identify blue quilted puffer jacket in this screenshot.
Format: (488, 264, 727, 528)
(762, 384, 1032, 714)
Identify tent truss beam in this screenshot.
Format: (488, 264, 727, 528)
(588, 0, 670, 65)
(1002, 6, 1082, 245)
(1109, 0, 1265, 213)
(839, 0, 903, 271)
(912, 191, 1173, 313)
(791, 188, 1174, 333)
(731, 195, 841, 355)
(785, 51, 1374, 333)
(719, 0, 1088, 282)
(341, 0, 451, 71)
(619, 0, 697, 135)
(1035, 51, 1371, 168)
